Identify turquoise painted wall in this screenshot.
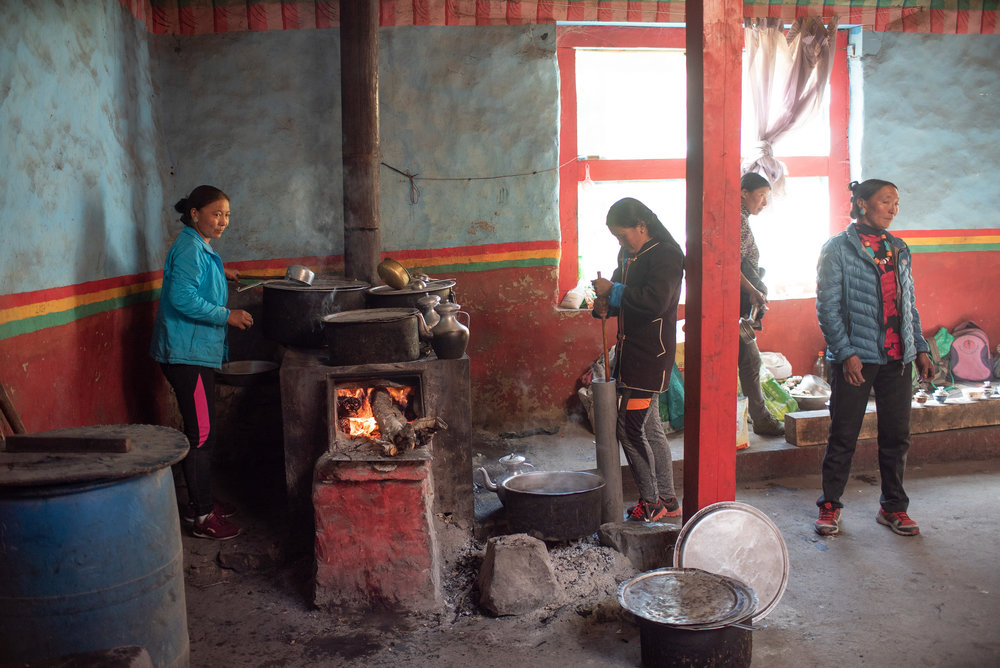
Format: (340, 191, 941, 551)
(850, 30, 1000, 231)
(154, 25, 559, 264)
(0, 1, 168, 296)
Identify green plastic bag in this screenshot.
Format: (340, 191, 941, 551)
(658, 362, 684, 431)
(760, 369, 798, 419)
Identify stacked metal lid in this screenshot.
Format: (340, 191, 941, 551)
(618, 567, 758, 630)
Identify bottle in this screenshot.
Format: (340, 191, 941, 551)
(813, 351, 830, 382)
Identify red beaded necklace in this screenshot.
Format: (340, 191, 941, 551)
(861, 233, 893, 268)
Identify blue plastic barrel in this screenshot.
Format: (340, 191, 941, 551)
(0, 425, 189, 668)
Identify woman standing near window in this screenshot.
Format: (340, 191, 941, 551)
(593, 198, 684, 522)
(814, 179, 933, 537)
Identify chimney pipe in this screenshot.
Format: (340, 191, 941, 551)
(340, 0, 381, 285)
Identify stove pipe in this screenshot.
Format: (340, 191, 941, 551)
(340, 0, 381, 286)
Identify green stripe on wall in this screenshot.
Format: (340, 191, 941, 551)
(0, 290, 159, 341)
(415, 258, 559, 274)
(909, 244, 1000, 253)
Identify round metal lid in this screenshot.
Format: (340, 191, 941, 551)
(0, 425, 188, 488)
(618, 567, 758, 630)
(673, 501, 789, 624)
(321, 307, 419, 324)
(367, 278, 456, 296)
(264, 277, 368, 292)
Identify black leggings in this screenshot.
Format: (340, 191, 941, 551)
(161, 363, 216, 516)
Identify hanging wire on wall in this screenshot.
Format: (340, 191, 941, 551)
(380, 156, 581, 205)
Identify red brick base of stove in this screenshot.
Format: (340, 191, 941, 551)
(312, 452, 442, 611)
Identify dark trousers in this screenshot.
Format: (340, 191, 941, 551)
(617, 388, 676, 504)
(738, 334, 771, 424)
(161, 362, 217, 516)
(819, 360, 912, 513)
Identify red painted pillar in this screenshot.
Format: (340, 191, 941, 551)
(682, 0, 744, 516)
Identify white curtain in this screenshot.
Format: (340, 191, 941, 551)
(743, 16, 839, 194)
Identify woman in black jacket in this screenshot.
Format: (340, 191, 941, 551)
(593, 198, 684, 522)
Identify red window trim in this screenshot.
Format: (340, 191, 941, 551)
(557, 25, 850, 297)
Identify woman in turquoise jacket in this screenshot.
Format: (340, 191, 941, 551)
(814, 179, 933, 538)
(151, 185, 254, 540)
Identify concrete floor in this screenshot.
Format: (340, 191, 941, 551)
(176, 412, 1000, 667)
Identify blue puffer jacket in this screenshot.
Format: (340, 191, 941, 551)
(816, 225, 929, 365)
(150, 226, 230, 368)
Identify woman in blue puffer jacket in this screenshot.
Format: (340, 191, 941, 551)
(151, 185, 254, 540)
(813, 179, 933, 538)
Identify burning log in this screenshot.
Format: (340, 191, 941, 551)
(371, 388, 447, 456)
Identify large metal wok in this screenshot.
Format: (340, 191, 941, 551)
(478, 469, 605, 542)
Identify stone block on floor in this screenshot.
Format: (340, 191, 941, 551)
(598, 521, 681, 572)
(477, 534, 561, 616)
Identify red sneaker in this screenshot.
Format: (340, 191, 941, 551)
(191, 509, 242, 540)
(876, 508, 920, 536)
(643, 499, 672, 523)
(815, 502, 841, 536)
(182, 500, 237, 525)
(659, 497, 682, 518)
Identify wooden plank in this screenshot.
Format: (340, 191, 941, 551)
(785, 400, 1000, 447)
(4, 434, 132, 453)
(0, 381, 27, 435)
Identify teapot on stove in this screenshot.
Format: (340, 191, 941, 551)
(415, 302, 471, 359)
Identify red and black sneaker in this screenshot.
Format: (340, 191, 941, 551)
(815, 502, 842, 536)
(659, 496, 682, 518)
(876, 508, 920, 536)
(626, 499, 647, 522)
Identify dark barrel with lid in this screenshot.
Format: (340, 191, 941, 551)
(0, 425, 190, 668)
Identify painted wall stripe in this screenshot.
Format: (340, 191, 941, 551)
(0, 241, 562, 340)
(120, 1, 1000, 34)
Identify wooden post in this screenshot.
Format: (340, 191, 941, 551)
(341, 0, 381, 285)
(683, 0, 744, 516)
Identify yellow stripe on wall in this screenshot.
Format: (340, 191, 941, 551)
(0, 280, 162, 323)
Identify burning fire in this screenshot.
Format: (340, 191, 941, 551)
(337, 386, 414, 438)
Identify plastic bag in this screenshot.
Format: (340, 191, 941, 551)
(759, 352, 793, 381)
(760, 368, 799, 420)
(658, 362, 684, 432)
(736, 396, 749, 450)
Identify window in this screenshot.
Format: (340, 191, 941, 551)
(557, 25, 850, 301)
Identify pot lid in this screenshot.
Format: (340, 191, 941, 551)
(367, 279, 456, 296)
(321, 307, 419, 324)
(264, 277, 369, 292)
(0, 425, 188, 488)
(673, 501, 789, 624)
(618, 567, 758, 630)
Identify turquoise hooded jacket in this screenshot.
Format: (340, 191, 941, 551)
(150, 226, 230, 368)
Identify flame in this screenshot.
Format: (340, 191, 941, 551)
(346, 416, 378, 437)
(337, 385, 415, 438)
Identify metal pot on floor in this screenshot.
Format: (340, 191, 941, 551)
(477, 469, 604, 542)
(618, 567, 758, 668)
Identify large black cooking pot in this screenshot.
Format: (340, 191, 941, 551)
(478, 469, 604, 542)
(263, 277, 369, 348)
(321, 308, 424, 366)
(365, 279, 456, 309)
